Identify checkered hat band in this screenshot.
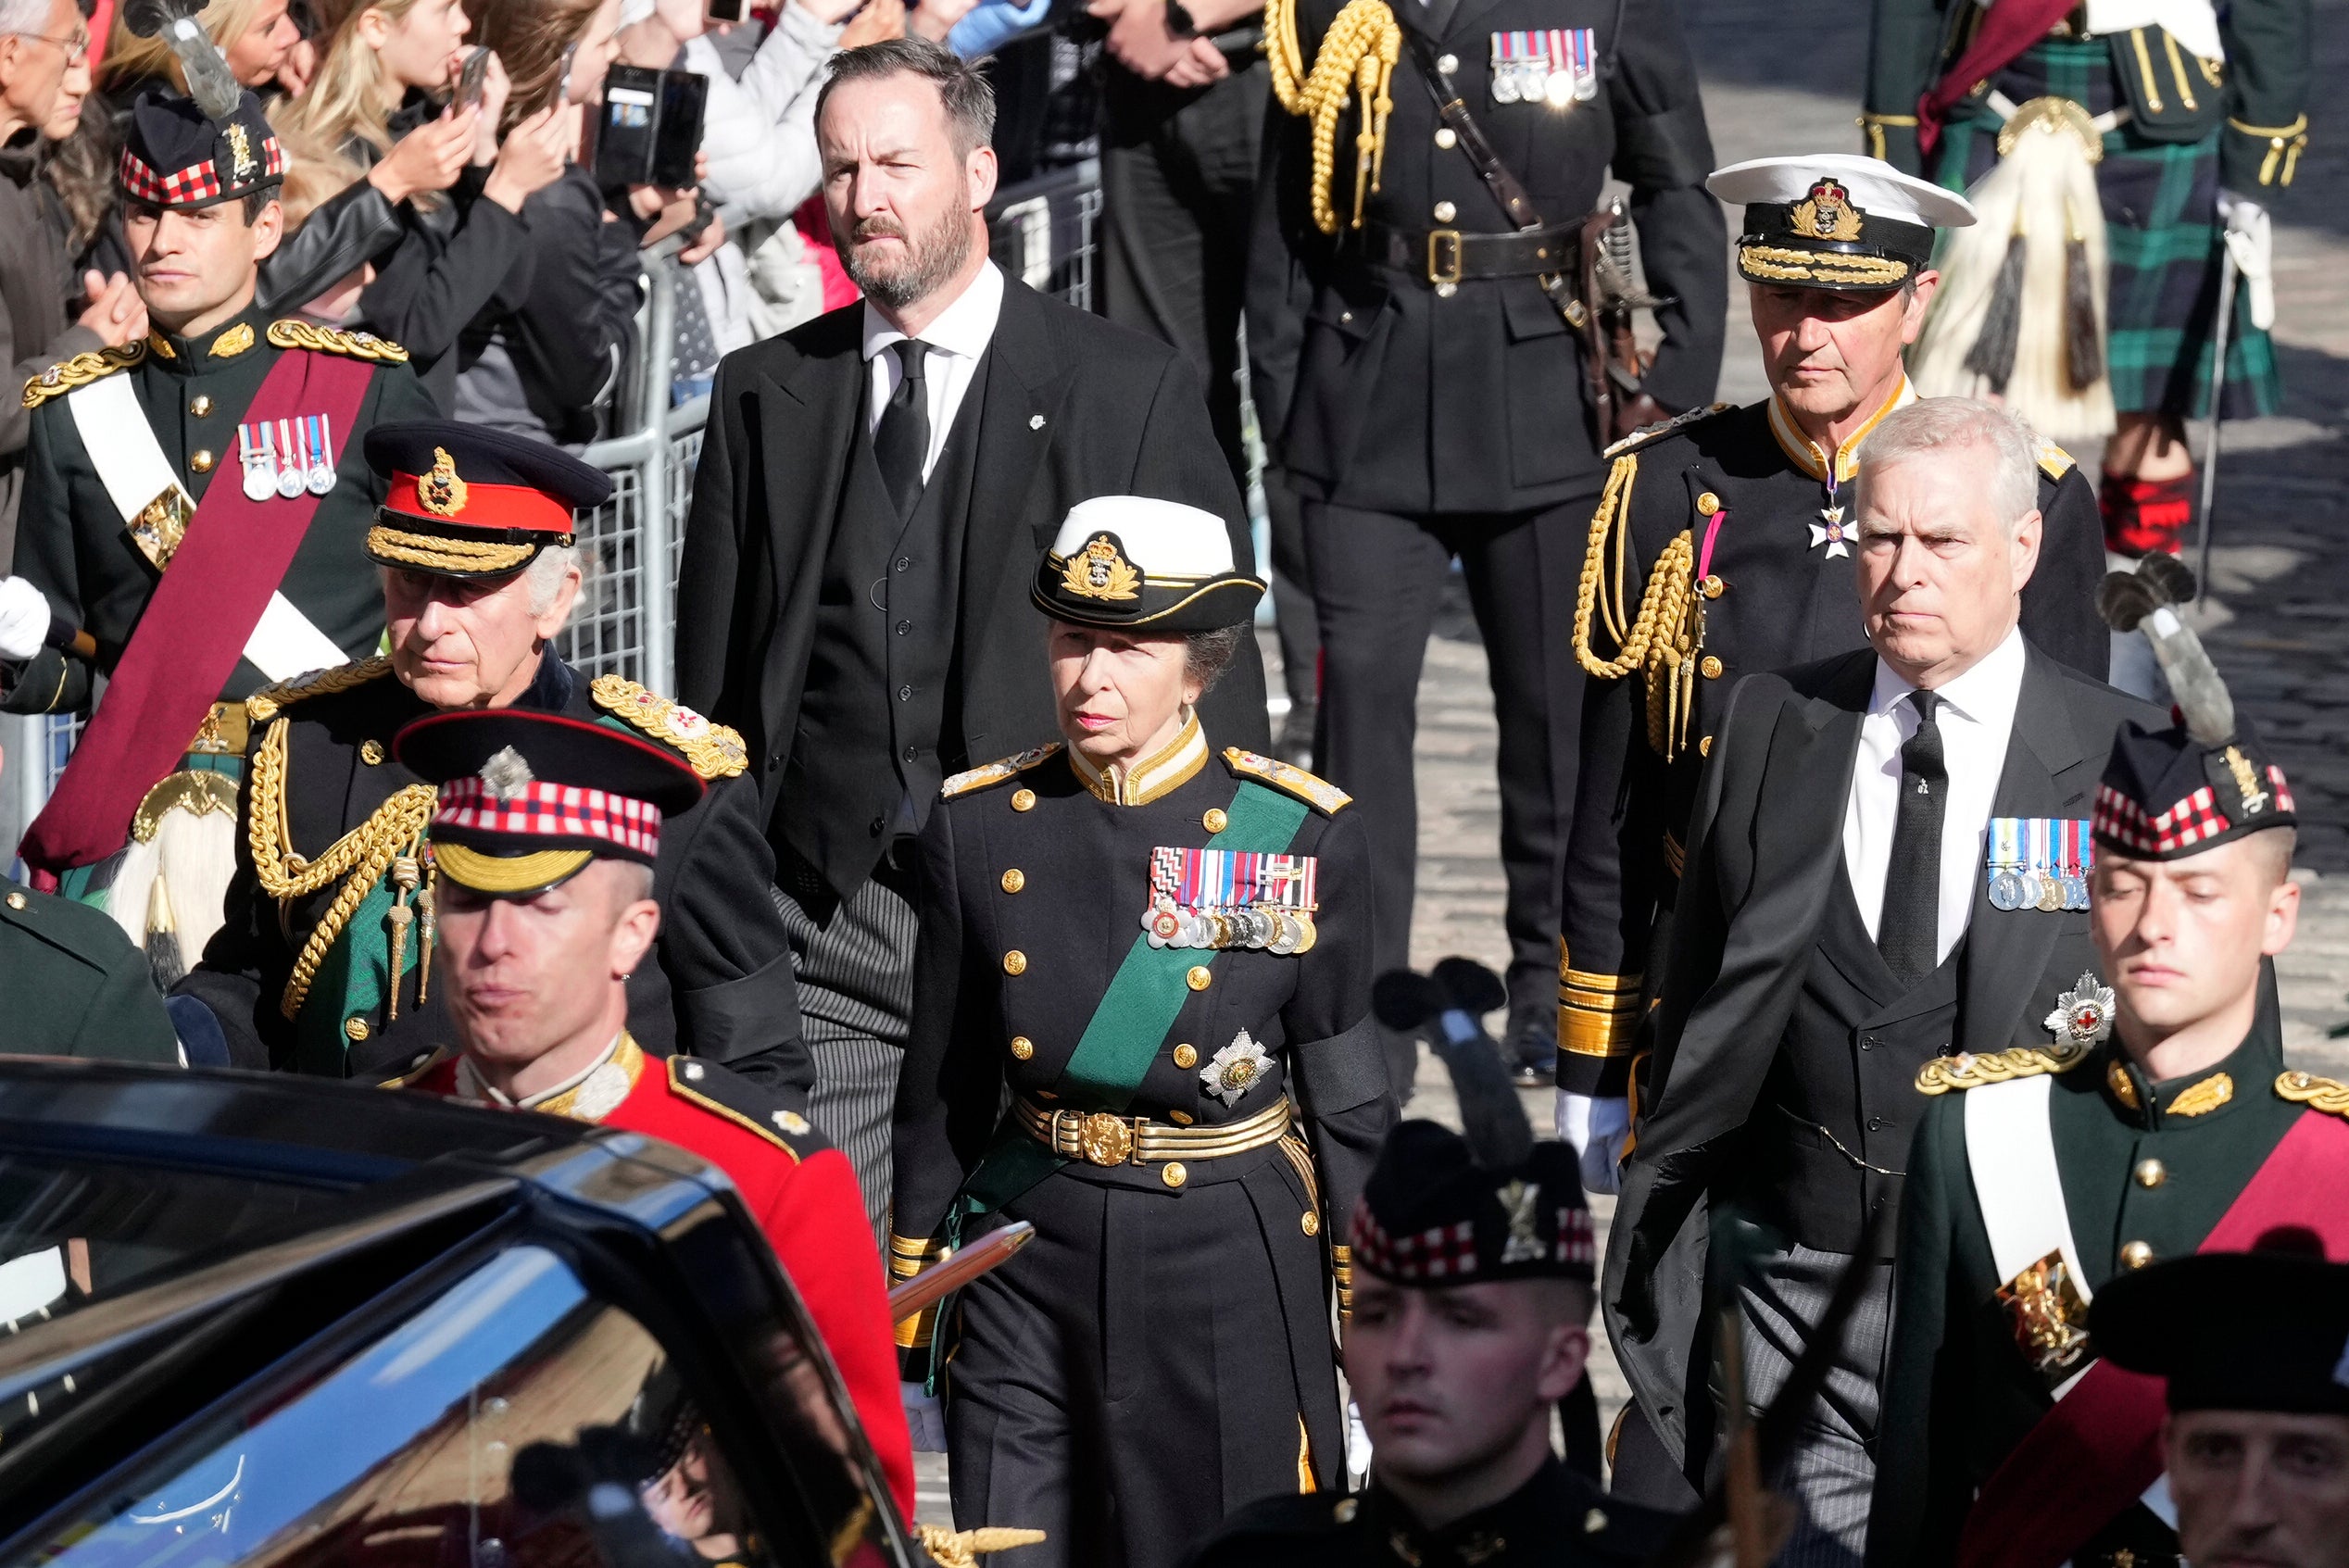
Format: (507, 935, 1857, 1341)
(1350, 1199, 1597, 1279)
(2094, 781, 2235, 855)
(434, 776, 662, 856)
(119, 137, 284, 205)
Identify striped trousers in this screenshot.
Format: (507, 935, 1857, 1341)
(771, 862, 920, 1250)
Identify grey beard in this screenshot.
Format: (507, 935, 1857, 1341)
(844, 206, 975, 312)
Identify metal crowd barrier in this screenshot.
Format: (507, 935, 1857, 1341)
(3, 165, 1107, 860)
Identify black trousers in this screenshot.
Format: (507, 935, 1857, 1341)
(946, 1141, 1340, 1568)
(1303, 495, 1591, 1081)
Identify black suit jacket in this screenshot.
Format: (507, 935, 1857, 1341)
(1600, 638, 2160, 1476)
(674, 267, 1270, 827)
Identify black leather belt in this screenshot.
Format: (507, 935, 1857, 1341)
(1360, 220, 1578, 286)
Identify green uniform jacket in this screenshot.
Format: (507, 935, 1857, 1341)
(0, 875, 179, 1061)
(1862, 0, 2311, 194)
(1866, 1000, 2316, 1566)
(4, 306, 436, 714)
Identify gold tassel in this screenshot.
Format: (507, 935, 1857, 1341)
(416, 860, 437, 1007)
(385, 853, 420, 1022)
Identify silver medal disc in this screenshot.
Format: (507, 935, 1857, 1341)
(243, 464, 275, 502)
(1990, 870, 2025, 912)
(1491, 69, 1520, 104)
(307, 462, 335, 496)
(1268, 910, 1301, 956)
(275, 464, 306, 499)
(1544, 69, 1575, 107)
(1573, 69, 1599, 101)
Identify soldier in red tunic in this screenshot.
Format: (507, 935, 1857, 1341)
(384, 706, 915, 1520)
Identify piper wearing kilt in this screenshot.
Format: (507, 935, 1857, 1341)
(1866, 0, 2310, 557)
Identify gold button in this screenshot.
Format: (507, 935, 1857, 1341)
(1696, 492, 1721, 516)
(1010, 1035, 1034, 1060)
(1162, 1161, 1187, 1189)
(1011, 788, 1036, 812)
(2120, 1240, 2154, 1270)
(1168, 1110, 1193, 1125)
(1700, 655, 1724, 679)
(190, 394, 213, 417)
(359, 739, 385, 765)
(1003, 950, 1027, 975)
(2134, 1159, 2167, 1188)
(345, 1016, 371, 1041)
(1301, 1210, 1321, 1236)
(4, 891, 24, 910)
(1202, 808, 1228, 833)
(1433, 200, 1457, 222)
(1000, 869, 1025, 894)
(1434, 127, 1457, 149)
(1699, 734, 1714, 758)
(1700, 574, 1724, 598)
(1186, 965, 1212, 992)
(1173, 1043, 1199, 1069)
(189, 448, 215, 473)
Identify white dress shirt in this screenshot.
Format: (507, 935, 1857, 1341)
(1840, 625, 2027, 966)
(860, 260, 1005, 482)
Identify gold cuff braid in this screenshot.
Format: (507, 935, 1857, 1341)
(1331, 1244, 1354, 1322)
(1558, 953, 1643, 1060)
(889, 1233, 950, 1350)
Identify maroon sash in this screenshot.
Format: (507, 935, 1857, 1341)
(1955, 1108, 2349, 1568)
(1916, 0, 2081, 157)
(19, 346, 374, 881)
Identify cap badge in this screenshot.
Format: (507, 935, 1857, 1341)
(480, 746, 535, 802)
(1061, 533, 1141, 603)
(1792, 177, 1864, 243)
(421, 445, 468, 518)
(2224, 745, 2269, 816)
(1200, 1030, 1273, 1107)
(223, 122, 258, 183)
(1499, 1179, 1546, 1265)
(2044, 971, 2116, 1047)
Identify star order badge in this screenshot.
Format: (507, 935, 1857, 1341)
(1808, 505, 1853, 558)
(1200, 1030, 1274, 1107)
(2044, 971, 2117, 1046)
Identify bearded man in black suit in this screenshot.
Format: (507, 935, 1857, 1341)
(675, 37, 1266, 1253)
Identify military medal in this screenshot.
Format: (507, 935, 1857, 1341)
(1987, 818, 2026, 911)
(274, 418, 307, 498)
(1488, 33, 1522, 103)
(1808, 473, 1854, 558)
(2066, 821, 2093, 909)
(1143, 896, 1186, 949)
(238, 420, 277, 501)
(305, 413, 336, 495)
(2029, 819, 2064, 911)
(1147, 846, 1321, 959)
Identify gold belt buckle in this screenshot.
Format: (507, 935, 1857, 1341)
(1075, 1111, 1137, 1167)
(1426, 229, 1463, 287)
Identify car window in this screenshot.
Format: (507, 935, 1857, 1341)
(6, 1245, 819, 1568)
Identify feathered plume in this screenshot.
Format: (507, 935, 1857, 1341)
(2096, 553, 2235, 745)
(121, 0, 243, 123)
(1370, 957, 1533, 1174)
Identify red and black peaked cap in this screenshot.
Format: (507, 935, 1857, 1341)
(364, 421, 613, 579)
(120, 85, 284, 209)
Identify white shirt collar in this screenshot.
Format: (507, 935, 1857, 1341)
(860, 259, 1005, 365)
(1868, 621, 2027, 727)
(459, 1031, 623, 1110)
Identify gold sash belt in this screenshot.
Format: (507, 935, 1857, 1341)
(1013, 1094, 1293, 1168)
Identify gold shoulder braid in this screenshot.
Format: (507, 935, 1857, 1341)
(245, 656, 394, 724)
(1571, 454, 1702, 760)
(1264, 0, 1401, 235)
(266, 319, 410, 364)
(589, 674, 749, 780)
(2277, 1072, 2349, 1119)
(1916, 1039, 2093, 1095)
(22, 341, 146, 410)
(248, 714, 436, 1021)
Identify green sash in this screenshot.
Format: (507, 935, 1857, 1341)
(292, 877, 415, 1074)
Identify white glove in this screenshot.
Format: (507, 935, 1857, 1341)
(901, 1379, 948, 1452)
(1555, 1090, 1630, 1195)
(0, 577, 50, 660)
(1345, 1397, 1372, 1479)
(2217, 190, 2276, 332)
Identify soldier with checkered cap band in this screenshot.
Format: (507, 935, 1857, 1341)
(1869, 558, 2349, 1568)
(1185, 970, 1673, 1568)
(0, 67, 436, 980)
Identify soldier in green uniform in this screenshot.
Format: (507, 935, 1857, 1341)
(171, 423, 809, 1088)
(0, 82, 434, 969)
(1866, 570, 2349, 1567)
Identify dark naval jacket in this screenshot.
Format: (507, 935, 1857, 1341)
(0, 875, 180, 1062)
(1866, 999, 2333, 1567)
(1557, 391, 2112, 1095)
(176, 651, 810, 1085)
(1600, 642, 2156, 1477)
(4, 306, 436, 713)
(1251, 0, 1726, 517)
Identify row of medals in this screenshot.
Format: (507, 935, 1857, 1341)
(1990, 866, 2091, 913)
(1492, 62, 1597, 107)
(1142, 896, 1318, 955)
(239, 425, 338, 501)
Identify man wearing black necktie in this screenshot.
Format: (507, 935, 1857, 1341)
(1596, 398, 2157, 1556)
(675, 37, 1267, 1248)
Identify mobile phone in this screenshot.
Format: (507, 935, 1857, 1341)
(706, 0, 745, 23)
(650, 69, 707, 189)
(595, 64, 707, 191)
(454, 46, 490, 111)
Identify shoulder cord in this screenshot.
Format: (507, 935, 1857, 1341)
(1570, 453, 1702, 762)
(1265, 0, 1402, 234)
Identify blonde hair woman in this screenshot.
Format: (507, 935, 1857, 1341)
(98, 0, 301, 93)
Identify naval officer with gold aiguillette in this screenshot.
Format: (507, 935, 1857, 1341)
(889, 495, 1395, 1568)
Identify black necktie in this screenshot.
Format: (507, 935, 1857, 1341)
(873, 339, 930, 519)
(1878, 688, 1946, 983)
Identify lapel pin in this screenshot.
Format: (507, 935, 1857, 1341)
(1029, 413, 1046, 431)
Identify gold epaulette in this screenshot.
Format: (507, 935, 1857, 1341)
(2036, 436, 2077, 481)
(589, 674, 749, 781)
(2277, 1071, 2349, 1118)
(267, 319, 410, 363)
(1224, 746, 1350, 813)
(942, 743, 1064, 800)
(1602, 400, 1734, 459)
(245, 656, 393, 724)
(1916, 1039, 2092, 1095)
(22, 342, 145, 410)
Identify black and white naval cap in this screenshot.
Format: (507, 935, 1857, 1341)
(1030, 495, 1265, 634)
(1709, 153, 1977, 292)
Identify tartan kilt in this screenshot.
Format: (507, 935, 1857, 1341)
(1929, 35, 2280, 422)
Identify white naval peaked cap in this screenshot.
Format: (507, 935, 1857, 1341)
(1046, 495, 1239, 577)
(1033, 495, 1265, 632)
(1706, 153, 1978, 229)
